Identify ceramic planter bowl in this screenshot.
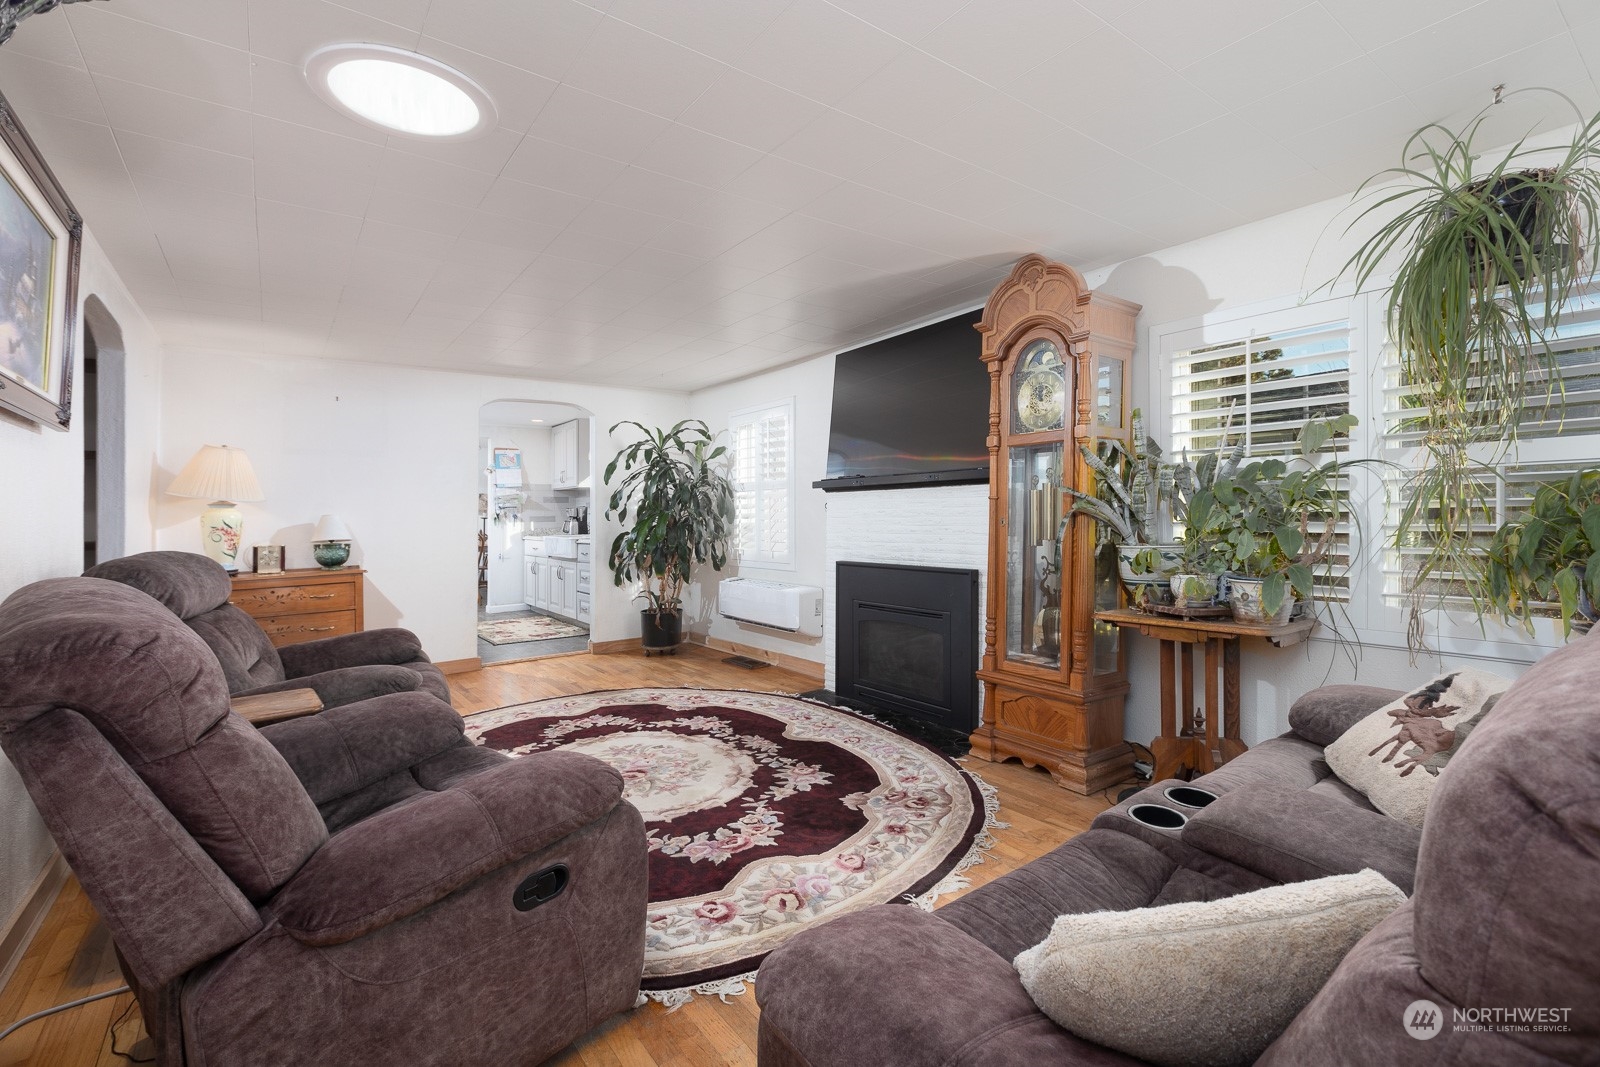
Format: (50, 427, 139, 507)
(1115, 543, 1183, 585)
(1227, 577, 1293, 626)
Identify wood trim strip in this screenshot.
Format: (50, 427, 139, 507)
(0, 852, 68, 994)
(688, 635, 825, 684)
(587, 637, 643, 655)
(435, 657, 482, 675)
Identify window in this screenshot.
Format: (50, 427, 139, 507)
(730, 399, 794, 568)
(1155, 285, 1600, 656)
(1163, 299, 1357, 601)
(1379, 281, 1600, 614)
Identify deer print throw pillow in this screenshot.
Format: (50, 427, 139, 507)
(1324, 668, 1514, 827)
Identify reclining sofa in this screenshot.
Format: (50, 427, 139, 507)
(85, 550, 451, 708)
(0, 576, 648, 1066)
(757, 631, 1600, 1066)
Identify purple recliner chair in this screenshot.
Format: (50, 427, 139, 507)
(0, 576, 648, 1066)
(86, 550, 451, 709)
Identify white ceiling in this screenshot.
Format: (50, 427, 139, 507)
(3, 0, 1598, 392)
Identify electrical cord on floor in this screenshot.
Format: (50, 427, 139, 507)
(0, 984, 129, 1044)
(110, 994, 153, 1063)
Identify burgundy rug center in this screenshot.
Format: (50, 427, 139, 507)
(464, 689, 988, 991)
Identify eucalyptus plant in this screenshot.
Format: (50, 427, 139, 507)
(603, 419, 736, 617)
(1334, 89, 1600, 642)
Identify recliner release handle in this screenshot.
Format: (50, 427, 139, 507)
(513, 864, 569, 912)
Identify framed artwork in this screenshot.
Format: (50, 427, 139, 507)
(0, 90, 82, 431)
(252, 545, 285, 575)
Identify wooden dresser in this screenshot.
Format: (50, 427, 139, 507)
(228, 567, 364, 647)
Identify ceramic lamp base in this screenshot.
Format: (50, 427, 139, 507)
(199, 502, 244, 572)
(312, 541, 351, 568)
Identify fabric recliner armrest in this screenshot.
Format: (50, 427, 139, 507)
(277, 628, 429, 677)
(259, 691, 468, 805)
(269, 751, 625, 946)
(1181, 783, 1421, 893)
(236, 663, 424, 710)
(1287, 684, 1405, 747)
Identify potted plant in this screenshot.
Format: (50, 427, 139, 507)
(603, 419, 736, 653)
(1184, 415, 1368, 625)
(1065, 410, 1184, 603)
(1335, 89, 1600, 643)
(1484, 468, 1600, 637)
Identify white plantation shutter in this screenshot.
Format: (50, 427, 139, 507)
(1167, 305, 1356, 601)
(1171, 317, 1354, 456)
(1380, 280, 1600, 608)
(731, 399, 794, 567)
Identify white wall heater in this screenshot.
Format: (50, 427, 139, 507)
(717, 578, 824, 636)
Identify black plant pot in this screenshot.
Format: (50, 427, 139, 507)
(1462, 169, 1570, 281)
(640, 608, 682, 655)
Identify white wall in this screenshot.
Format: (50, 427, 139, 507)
(157, 354, 683, 662)
(684, 354, 835, 657)
(684, 188, 1544, 751)
(1, 230, 163, 942)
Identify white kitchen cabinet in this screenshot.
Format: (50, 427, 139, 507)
(551, 420, 580, 488)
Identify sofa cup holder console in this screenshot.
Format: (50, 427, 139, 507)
(1127, 803, 1188, 830)
(1163, 786, 1219, 809)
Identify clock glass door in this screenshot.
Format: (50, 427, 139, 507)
(1005, 442, 1064, 669)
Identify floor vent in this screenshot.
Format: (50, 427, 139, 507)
(722, 655, 770, 670)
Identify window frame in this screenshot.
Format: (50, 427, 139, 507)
(729, 397, 797, 571)
(1150, 290, 1582, 663)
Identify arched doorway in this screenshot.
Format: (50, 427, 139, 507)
(475, 399, 597, 664)
(81, 295, 126, 567)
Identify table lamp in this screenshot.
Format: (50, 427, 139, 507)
(167, 445, 264, 572)
(312, 513, 353, 568)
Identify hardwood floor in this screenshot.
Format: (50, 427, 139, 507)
(0, 646, 1118, 1067)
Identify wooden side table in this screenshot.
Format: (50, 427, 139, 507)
(1095, 608, 1317, 782)
(229, 567, 365, 648)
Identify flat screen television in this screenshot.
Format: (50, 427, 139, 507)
(816, 310, 989, 491)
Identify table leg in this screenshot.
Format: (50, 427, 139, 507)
(1200, 638, 1221, 774)
(1180, 642, 1196, 735)
(1220, 637, 1247, 763)
(1152, 639, 1192, 782)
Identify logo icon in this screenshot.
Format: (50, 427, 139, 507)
(1404, 999, 1444, 1040)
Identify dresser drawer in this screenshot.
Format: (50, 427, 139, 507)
(230, 581, 357, 617)
(256, 609, 358, 647)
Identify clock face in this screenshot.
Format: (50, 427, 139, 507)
(1015, 368, 1065, 432)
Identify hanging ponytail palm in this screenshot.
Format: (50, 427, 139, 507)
(1335, 88, 1600, 648)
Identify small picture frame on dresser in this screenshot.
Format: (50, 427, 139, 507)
(252, 545, 285, 574)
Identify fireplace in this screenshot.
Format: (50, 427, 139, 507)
(835, 561, 980, 733)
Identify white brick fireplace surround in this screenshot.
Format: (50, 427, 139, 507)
(823, 484, 990, 717)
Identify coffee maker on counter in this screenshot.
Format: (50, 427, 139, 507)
(563, 506, 590, 535)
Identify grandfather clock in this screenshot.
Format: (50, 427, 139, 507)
(969, 255, 1140, 794)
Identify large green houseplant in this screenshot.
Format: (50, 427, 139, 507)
(1484, 468, 1600, 637)
(1182, 415, 1369, 623)
(603, 419, 736, 652)
(1336, 90, 1600, 643)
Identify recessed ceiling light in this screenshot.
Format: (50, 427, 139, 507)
(305, 44, 495, 140)
(530, 419, 544, 423)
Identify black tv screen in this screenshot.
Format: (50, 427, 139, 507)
(818, 310, 990, 491)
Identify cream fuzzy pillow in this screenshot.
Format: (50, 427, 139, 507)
(1014, 869, 1405, 1067)
(1323, 667, 1512, 827)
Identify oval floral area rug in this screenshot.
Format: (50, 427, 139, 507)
(463, 688, 998, 1003)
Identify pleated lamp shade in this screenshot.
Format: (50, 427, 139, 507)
(168, 445, 264, 503)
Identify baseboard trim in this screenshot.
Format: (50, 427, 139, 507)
(436, 657, 481, 675)
(0, 852, 69, 994)
(689, 635, 825, 684)
(589, 637, 643, 655)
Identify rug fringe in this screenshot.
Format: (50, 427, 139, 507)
(904, 766, 1007, 911)
(639, 971, 758, 1012)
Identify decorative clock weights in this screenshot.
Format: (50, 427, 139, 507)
(969, 255, 1141, 794)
